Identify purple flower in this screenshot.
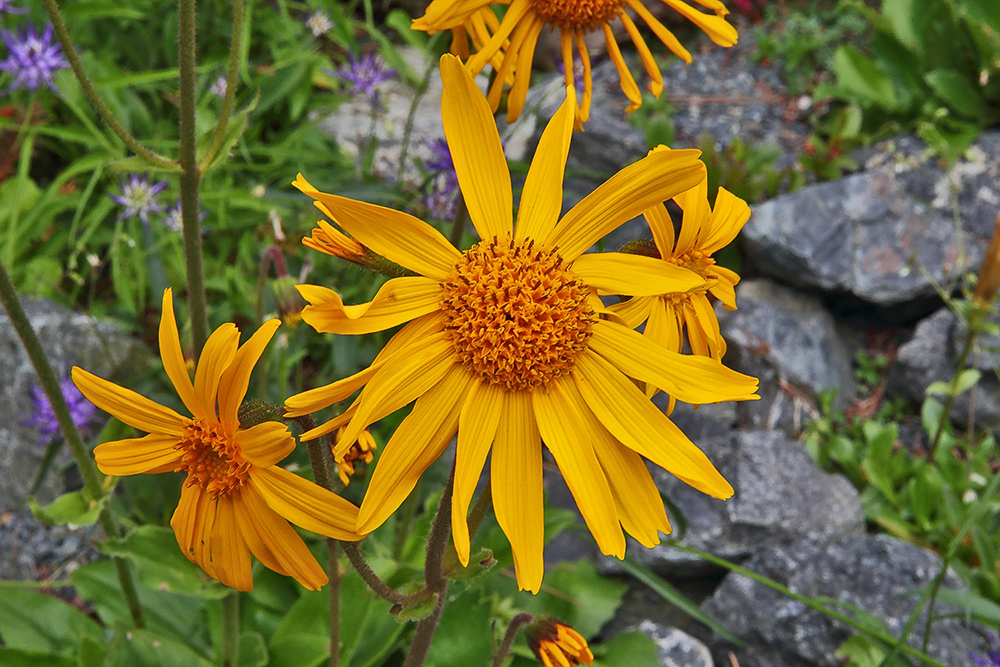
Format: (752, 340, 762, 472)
(971, 630, 1000, 666)
(331, 52, 395, 101)
(305, 9, 334, 38)
(161, 198, 208, 234)
(425, 181, 458, 221)
(209, 74, 227, 99)
(0, 0, 29, 15)
(0, 23, 69, 93)
(23, 377, 99, 446)
(109, 174, 168, 226)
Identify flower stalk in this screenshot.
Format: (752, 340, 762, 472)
(199, 0, 246, 171)
(491, 613, 533, 667)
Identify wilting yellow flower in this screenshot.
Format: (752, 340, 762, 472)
(72, 289, 361, 592)
(525, 617, 594, 667)
(333, 426, 378, 487)
(611, 178, 749, 362)
(413, 0, 737, 122)
(285, 55, 758, 593)
(304, 218, 370, 266)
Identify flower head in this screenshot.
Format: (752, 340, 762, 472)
(413, 0, 737, 123)
(73, 289, 361, 591)
(0, 1, 28, 15)
(525, 617, 594, 667)
(305, 9, 335, 38)
(332, 52, 395, 101)
(333, 427, 377, 487)
(0, 23, 69, 93)
(209, 74, 228, 99)
(971, 631, 1000, 667)
(23, 377, 99, 446)
(162, 198, 208, 233)
(110, 174, 168, 226)
(286, 56, 758, 593)
(612, 178, 749, 362)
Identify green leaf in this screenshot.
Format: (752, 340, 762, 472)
(386, 9, 428, 49)
(28, 490, 104, 528)
(832, 46, 899, 110)
(921, 397, 946, 440)
(424, 589, 494, 666)
(0, 586, 104, 656)
(238, 632, 269, 667)
(517, 560, 627, 638)
(925, 69, 988, 118)
(100, 525, 230, 600)
(0, 647, 76, 667)
(930, 586, 1000, 623)
(107, 156, 182, 173)
(101, 628, 215, 667)
(198, 92, 260, 173)
(593, 630, 659, 667)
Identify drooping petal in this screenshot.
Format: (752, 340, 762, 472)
(689, 292, 726, 359)
(299, 401, 357, 442)
(171, 483, 220, 581)
(504, 18, 545, 124)
(357, 365, 472, 534)
(645, 297, 682, 353)
(72, 366, 186, 436)
(619, 10, 665, 96)
(413, 0, 493, 32)
(673, 178, 708, 255)
(193, 323, 240, 421)
(293, 174, 462, 280)
(572, 350, 734, 499)
(214, 497, 253, 592)
(465, 0, 531, 75)
(218, 319, 280, 433)
(93, 433, 181, 476)
(440, 54, 513, 241)
(545, 149, 705, 261)
(644, 203, 676, 259)
(234, 484, 328, 590)
(235, 421, 295, 468)
(571, 252, 707, 296)
(284, 363, 383, 418)
(625, 0, 691, 64)
(297, 277, 442, 336)
(708, 265, 740, 310)
(607, 296, 655, 329)
(575, 31, 593, 123)
(588, 320, 758, 403)
(602, 22, 642, 113)
(491, 390, 544, 593)
(533, 377, 624, 558)
(158, 288, 198, 417)
(702, 187, 751, 253)
(250, 466, 361, 541)
(515, 81, 576, 243)
(659, 0, 738, 46)
(452, 378, 503, 565)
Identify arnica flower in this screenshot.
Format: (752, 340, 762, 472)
(0, 23, 69, 93)
(72, 289, 361, 592)
(332, 52, 395, 102)
(110, 174, 168, 226)
(333, 427, 378, 487)
(611, 178, 750, 362)
(305, 9, 335, 38)
(525, 617, 594, 667)
(23, 377, 99, 446)
(413, 0, 737, 123)
(285, 55, 758, 593)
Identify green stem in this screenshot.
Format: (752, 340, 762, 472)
(221, 592, 240, 667)
(0, 258, 144, 628)
(392, 479, 422, 560)
(42, 0, 176, 169)
(396, 44, 441, 184)
(449, 195, 468, 249)
(466, 480, 492, 543)
(402, 587, 446, 667)
(928, 306, 984, 458)
(178, 0, 209, 357)
(491, 613, 533, 667)
(199, 0, 246, 171)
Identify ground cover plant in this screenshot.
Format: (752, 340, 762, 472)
(1, 0, 1000, 666)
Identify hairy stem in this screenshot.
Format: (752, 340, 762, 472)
(491, 613, 533, 667)
(221, 592, 240, 667)
(199, 0, 246, 171)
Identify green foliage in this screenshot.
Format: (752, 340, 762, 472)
(699, 134, 807, 204)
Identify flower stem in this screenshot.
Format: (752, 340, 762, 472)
(199, 0, 246, 172)
(491, 613, 533, 667)
(221, 591, 240, 667)
(928, 307, 981, 459)
(0, 258, 144, 628)
(178, 0, 209, 357)
(467, 480, 492, 543)
(449, 194, 468, 249)
(42, 0, 177, 170)
(402, 589, 446, 667)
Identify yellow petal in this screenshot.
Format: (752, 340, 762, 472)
(533, 378, 624, 558)
(515, 79, 576, 242)
(571, 252, 707, 296)
(235, 421, 295, 468)
(602, 23, 643, 113)
(491, 391, 544, 593)
(646, 297, 682, 353)
(217, 319, 280, 433)
(572, 350, 734, 498)
(72, 366, 186, 436)
(250, 466, 361, 540)
(709, 265, 740, 310)
(619, 10, 667, 94)
(644, 203, 675, 258)
(661, 0, 738, 46)
(545, 148, 705, 261)
(94, 433, 181, 476)
(452, 379, 503, 565)
(285, 363, 382, 417)
(234, 484, 328, 590)
(357, 365, 472, 534)
(504, 18, 545, 124)
(702, 187, 751, 253)
(627, 0, 692, 63)
(588, 320, 758, 403)
(158, 288, 199, 417)
(574, 31, 593, 124)
(689, 292, 726, 359)
(299, 402, 356, 442)
(171, 483, 220, 581)
(193, 323, 239, 420)
(214, 498, 253, 592)
(607, 296, 655, 329)
(293, 174, 462, 280)
(439, 54, 513, 241)
(298, 277, 442, 336)
(673, 178, 708, 255)
(413, 0, 492, 31)
(465, 0, 530, 74)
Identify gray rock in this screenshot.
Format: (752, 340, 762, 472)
(700, 535, 984, 667)
(887, 306, 1000, 432)
(613, 427, 864, 577)
(638, 622, 713, 667)
(719, 279, 859, 435)
(742, 132, 1000, 314)
(0, 297, 146, 508)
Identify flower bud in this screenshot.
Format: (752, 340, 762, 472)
(975, 210, 1000, 306)
(332, 427, 377, 487)
(525, 617, 594, 667)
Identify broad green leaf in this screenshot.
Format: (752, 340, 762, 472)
(593, 630, 659, 667)
(0, 587, 104, 656)
(924, 70, 988, 118)
(101, 628, 214, 667)
(0, 647, 75, 667)
(832, 46, 899, 110)
(28, 490, 104, 528)
(424, 589, 494, 666)
(60, 3, 144, 20)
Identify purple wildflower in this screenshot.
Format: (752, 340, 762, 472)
(971, 631, 1000, 666)
(23, 377, 99, 446)
(209, 74, 227, 98)
(425, 181, 458, 221)
(0, 23, 69, 93)
(161, 198, 208, 234)
(332, 52, 395, 101)
(0, 0, 28, 15)
(305, 9, 334, 38)
(109, 174, 168, 226)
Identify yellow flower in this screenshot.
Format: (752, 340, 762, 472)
(525, 617, 594, 667)
(286, 55, 758, 593)
(333, 426, 378, 487)
(72, 288, 361, 592)
(413, 0, 737, 123)
(611, 178, 750, 362)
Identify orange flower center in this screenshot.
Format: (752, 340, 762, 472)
(177, 420, 250, 498)
(440, 237, 594, 391)
(530, 0, 626, 31)
(667, 249, 715, 278)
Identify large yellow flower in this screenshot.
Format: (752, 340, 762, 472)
(413, 0, 737, 122)
(72, 289, 361, 592)
(286, 55, 758, 593)
(611, 178, 750, 362)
